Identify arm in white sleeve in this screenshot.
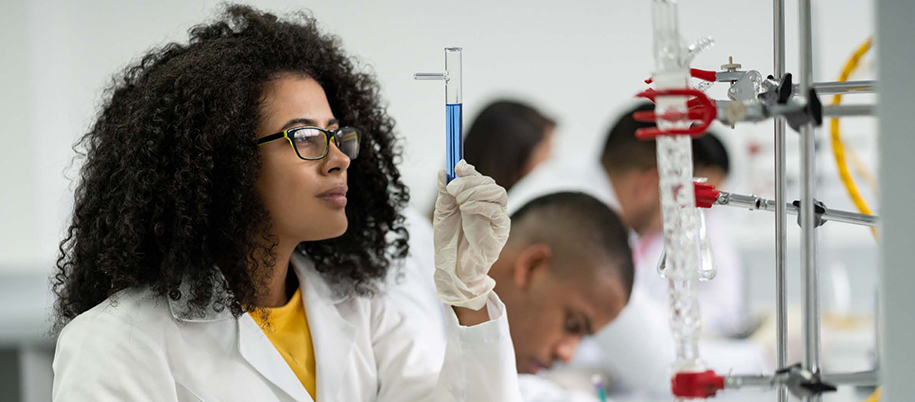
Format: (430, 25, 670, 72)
(372, 292, 522, 402)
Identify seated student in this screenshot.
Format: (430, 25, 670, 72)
(388, 192, 635, 402)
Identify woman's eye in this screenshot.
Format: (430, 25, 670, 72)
(294, 133, 322, 148)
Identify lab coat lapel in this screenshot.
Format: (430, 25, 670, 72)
(292, 252, 357, 402)
(237, 313, 314, 401)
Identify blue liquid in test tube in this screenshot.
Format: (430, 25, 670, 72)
(415, 47, 463, 183)
(445, 103, 463, 182)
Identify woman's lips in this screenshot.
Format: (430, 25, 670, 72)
(317, 186, 348, 207)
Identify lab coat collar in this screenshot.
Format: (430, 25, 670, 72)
(289, 249, 352, 305)
(290, 251, 358, 402)
(237, 252, 358, 402)
(166, 252, 359, 401)
(237, 312, 315, 401)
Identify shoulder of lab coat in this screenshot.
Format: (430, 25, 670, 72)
(507, 160, 619, 214)
(52, 287, 181, 402)
(53, 251, 522, 402)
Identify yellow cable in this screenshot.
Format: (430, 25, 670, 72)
(864, 387, 882, 402)
(830, 37, 877, 238)
(847, 146, 878, 192)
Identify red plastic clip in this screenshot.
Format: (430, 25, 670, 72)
(632, 88, 717, 139)
(671, 370, 725, 398)
(694, 182, 720, 209)
(645, 68, 718, 84)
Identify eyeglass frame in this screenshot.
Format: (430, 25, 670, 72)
(256, 126, 360, 161)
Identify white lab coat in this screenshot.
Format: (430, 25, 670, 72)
(52, 250, 522, 402)
(385, 208, 604, 402)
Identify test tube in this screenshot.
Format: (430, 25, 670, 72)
(415, 47, 463, 182)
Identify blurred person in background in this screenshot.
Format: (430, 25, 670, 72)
(464, 100, 556, 192)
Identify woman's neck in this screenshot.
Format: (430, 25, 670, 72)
(258, 237, 299, 308)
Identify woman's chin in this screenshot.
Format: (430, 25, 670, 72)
(320, 218, 349, 240)
(299, 215, 348, 241)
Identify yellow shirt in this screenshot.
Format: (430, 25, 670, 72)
(252, 288, 317, 400)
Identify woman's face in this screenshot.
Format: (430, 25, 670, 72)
(255, 74, 351, 243)
(521, 126, 553, 177)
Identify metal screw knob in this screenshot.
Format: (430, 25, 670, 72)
(721, 56, 742, 72)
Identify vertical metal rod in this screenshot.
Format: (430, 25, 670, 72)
(798, 0, 821, 401)
(773, 0, 788, 401)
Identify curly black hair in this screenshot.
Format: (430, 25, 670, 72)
(51, 4, 409, 332)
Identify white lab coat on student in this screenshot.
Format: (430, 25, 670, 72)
(52, 250, 522, 402)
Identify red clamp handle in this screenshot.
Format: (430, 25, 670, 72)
(694, 182, 720, 209)
(632, 88, 717, 139)
(671, 370, 725, 398)
(645, 68, 718, 84)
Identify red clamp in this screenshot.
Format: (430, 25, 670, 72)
(694, 182, 720, 209)
(632, 88, 717, 139)
(645, 68, 718, 84)
(672, 370, 725, 398)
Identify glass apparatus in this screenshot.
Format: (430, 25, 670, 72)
(415, 47, 463, 183)
(649, 1, 713, 399)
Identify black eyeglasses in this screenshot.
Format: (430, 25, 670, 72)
(257, 126, 360, 161)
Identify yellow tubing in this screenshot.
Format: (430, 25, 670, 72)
(830, 37, 877, 238)
(864, 387, 882, 402)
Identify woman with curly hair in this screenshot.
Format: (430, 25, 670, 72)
(51, 5, 519, 401)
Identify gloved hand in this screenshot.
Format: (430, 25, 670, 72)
(433, 160, 511, 311)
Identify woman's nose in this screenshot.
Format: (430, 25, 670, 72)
(323, 140, 351, 174)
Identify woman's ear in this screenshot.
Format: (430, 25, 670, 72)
(513, 243, 553, 291)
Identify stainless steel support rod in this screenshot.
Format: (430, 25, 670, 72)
(716, 192, 879, 228)
(798, 1, 822, 401)
(821, 370, 880, 387)
(725, 374, 778, 389)
(773, 0, 788, 400)
(818, 206, 879, 227)
(723, 369, 880, 390)
(793, 80, 877, 95)
(823, 104, 876, 117)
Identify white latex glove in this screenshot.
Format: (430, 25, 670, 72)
(433, 160, 511, 310)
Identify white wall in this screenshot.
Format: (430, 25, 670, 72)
(0, 0, 877, 281)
